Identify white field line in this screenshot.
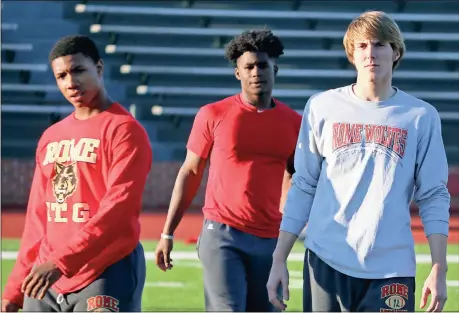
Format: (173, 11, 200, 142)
(143, 279, 459, 289)
(3, 251, 458, 263)
(183, 268, 459, 288)
(276, 280, 459, 289)
(3, 251, 457, 290)
(145, 281, 185, 288)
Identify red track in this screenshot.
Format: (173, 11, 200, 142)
(2, 211, 458, 244)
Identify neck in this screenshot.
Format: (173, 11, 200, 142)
(74, 89, 113, 120)
(241, 90, 273, 109)
(353, 77, 395, 102)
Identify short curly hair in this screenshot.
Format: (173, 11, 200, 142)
(49, 35, 100, 64)
(225, 29, 284, 64)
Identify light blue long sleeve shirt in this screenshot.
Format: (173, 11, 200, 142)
(280, 85, 451, 279)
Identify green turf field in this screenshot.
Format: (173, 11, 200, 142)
(1, 239, 458, 311)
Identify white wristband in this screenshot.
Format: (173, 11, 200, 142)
(161, 233, 174, 240)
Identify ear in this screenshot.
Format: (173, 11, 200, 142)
(54, 162, 64, 174)
(274, 65, 278, 76)
(234, 67, 241, 81)
(96, 59, 104, 76)
(393, 49, 401, 62)
(70, 161, 77, 173)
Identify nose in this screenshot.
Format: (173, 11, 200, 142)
(365, 44, 376, 59)
(65, 74, 79, 90)
(251, 65, 262, 77)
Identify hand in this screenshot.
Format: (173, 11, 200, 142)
(420, 264, 448, 312)
(21, 261, 63, 300)
(155, 237, 174, 272)
(1, 299, 20, 312)
(266, 260, 290, 311)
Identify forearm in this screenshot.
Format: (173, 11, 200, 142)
(427, 233, 448, 271)
(279, 175, 316, 236)
(3, 239, 42, 307)
(51, 207, 141, 277)
(272, 231, 298, 263)
(4, 164, 47, 306)
(279, 173, 292, 214)
(162, 167, 204, 235)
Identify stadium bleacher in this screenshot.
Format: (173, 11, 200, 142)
(1, 0, 459, 165)
(1, 5, 459, 310)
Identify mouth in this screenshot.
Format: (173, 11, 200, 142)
(251, 81, 266, 87)
(365, 64, 379, 68)
(69, 91, 84, 101)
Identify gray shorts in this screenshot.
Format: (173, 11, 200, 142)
(197, 218, 280, 312)
(23, 242, 146, 312)
(303, 249, 416, 312)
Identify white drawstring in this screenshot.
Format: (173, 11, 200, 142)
(56, 293, 64, 304)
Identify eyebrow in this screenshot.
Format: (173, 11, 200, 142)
(55, 65, 85, 76)
(356, 39, 383, 43)
(71, 64, 84, 70)
(244, 61, 269, 66)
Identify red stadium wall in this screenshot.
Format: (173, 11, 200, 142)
(1, 159, 207, 209)
(3, 159, 459, 211)
(2, 159, 459, 243)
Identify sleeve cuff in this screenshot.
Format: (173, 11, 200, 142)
(50, 255, 73, 278)
(424, 220, 449, 237)
(2, 290, 24, 309)
(280, 216, 306, 236)
(186, 144, 210, 159)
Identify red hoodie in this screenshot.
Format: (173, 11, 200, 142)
(3, 103, 152, 307)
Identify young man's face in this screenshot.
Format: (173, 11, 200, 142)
(352, 38, 399, 83)
(235, 51, 276, 97)
(51, 53, 103, 108)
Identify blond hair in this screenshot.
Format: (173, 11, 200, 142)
(343, 11, 406, 70)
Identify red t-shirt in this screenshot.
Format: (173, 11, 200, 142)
(3, 103, 152, 308)
(187, 94, 301, 238)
